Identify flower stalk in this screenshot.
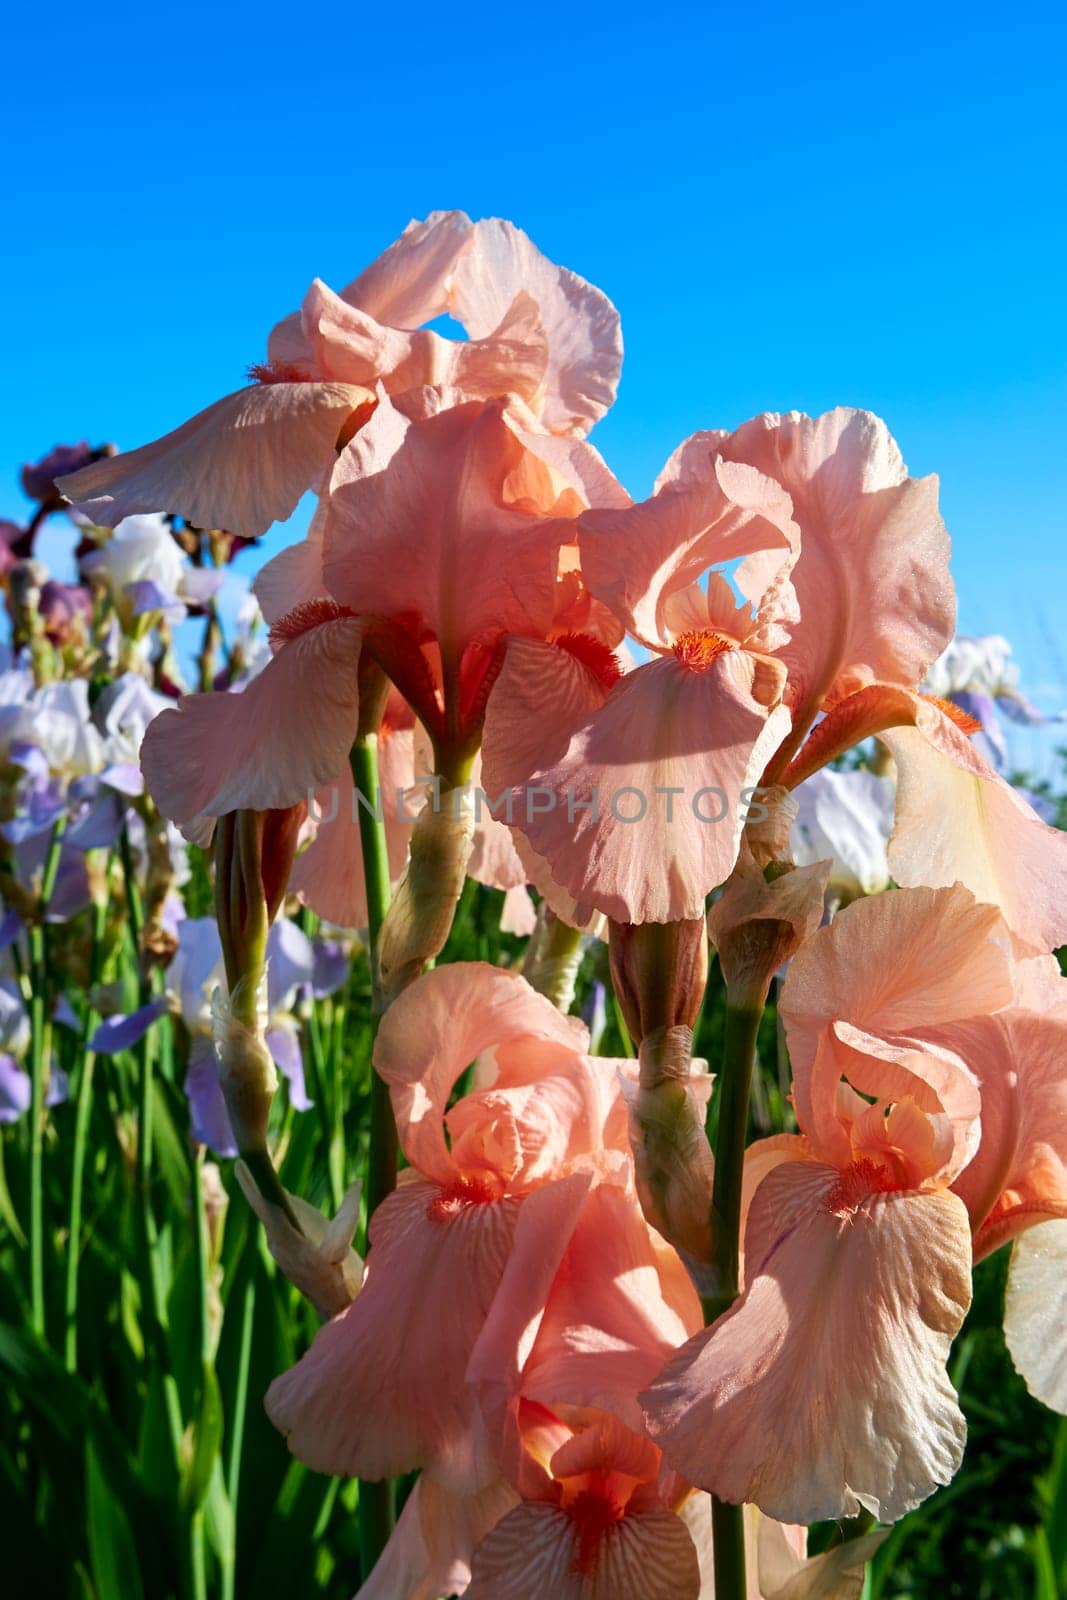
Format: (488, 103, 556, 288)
(27, 813, 66, 1338)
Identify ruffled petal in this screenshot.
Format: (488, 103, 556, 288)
(579, 444, 797, 649)
(266, 1173, 525, 1487)
(372, 962, 587, 1187)
(322, 394, 569, 664)
(931, 1010, 1067, 1256)
(643, 1160, 972, 1524)
(486, 642, 790, 924)
(1004, 1219, 1067, 1414)
(716, 409, 954, 718)
(467, 1502, 700, 1600)
(451, 219, 622, 437)
(780, 883, 1013, 1155)
(57, 384, 371, 538)
(333, 209, 474, 330)
(140, 614, 364, 824)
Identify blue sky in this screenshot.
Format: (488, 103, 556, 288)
(3, 0, 1065, 770)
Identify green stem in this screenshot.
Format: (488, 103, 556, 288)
(28, 815, 66, 1339)
(222, 1270, 256, 1600)
(350, 735, 396, 1216)
(349, 732, 397, 1577)
(119, 824, 184, 1466)
(64, 880, 109, 1371)
(704, 991, 766, 1600)
(187, 1149, 211, 1600)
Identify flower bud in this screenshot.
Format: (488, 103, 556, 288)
(212, 807, 303, 1151)
(708, 847, 829, 1006)
(235, 1162, 363, 1319)
(609, 918, 714, 1272)
(212, 978, 276, 1152)
(608, 917, 708, 1045)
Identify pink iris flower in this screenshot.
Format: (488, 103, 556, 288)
(643, 883, 1067, 1525)
(485, 405, 1067, 944)
(265, 961, 631, 1490)
(481, 432, 800, 923)
(56, 211, 622, 537)
(139, 386, 626, 836)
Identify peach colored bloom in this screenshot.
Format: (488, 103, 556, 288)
(482, 434, 799, 923)
(645, 883, 1067, 1524)
(483, 406, 958, 926)
(57, 212, 622, 537)
(265, 962, 629, 1490)
(140, 389, 622, 834)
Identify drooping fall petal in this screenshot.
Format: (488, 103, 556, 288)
(484, 636, 791, 923)
(355, 1471, 519, 1600)
(1004, 1219, 1067, 1415)
(58, 383, 371, 538)
(290, 727, 414, 929)
(140, 613, 364, 825)
(643, 1160, 972, 1524)
(467, 1501, 701, 1600)
(882, 715, 1067, 951)
(266, 1174, 522, 1486)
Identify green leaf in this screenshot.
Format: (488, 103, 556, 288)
(85, 1437, 146, 1600)
(0, 1133, 27, 1248)
(181, 1363, 225, 1514)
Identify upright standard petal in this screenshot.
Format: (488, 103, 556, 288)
(372, 961, 590, 1186)
(322, 395, 569, 670)
(140, 611, 364, 824)
(579, 444, 797, 650)
(643, 1160, 972, 1524)
(451, 218, 623, 437)
(716, 409, 954, 728)
(58, 383, 371, 538)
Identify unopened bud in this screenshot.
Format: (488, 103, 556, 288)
(744, 783, 798, 870)
(236, 1161, 363, 1319)
(708, 847, 829, 1005)
(623, 1028, 715, 1269)
(608, 917, 708, 1045)
(212, 979, 276, 1152)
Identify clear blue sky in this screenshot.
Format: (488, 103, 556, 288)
(3, 1, 1065, 769)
